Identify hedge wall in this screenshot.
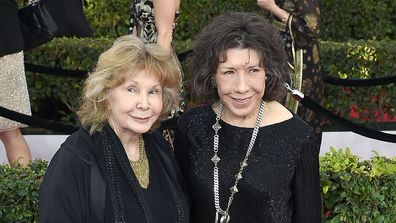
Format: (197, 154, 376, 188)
(320, 148, 396, 222)
(24, 38, 112, 127)
(320, 40, 396, 127)
(1, 149, 395, 222)
(82, 0, 396, 40)
(24, 39, 396, 129)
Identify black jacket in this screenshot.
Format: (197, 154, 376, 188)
(39, 127, 190, 223)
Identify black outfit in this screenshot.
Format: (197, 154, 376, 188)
(39, 125, 190, 223)
(175, 106, 322, 223)
(43, 0, 93, 38)
(0, 0, 24, 57)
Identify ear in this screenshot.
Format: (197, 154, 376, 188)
(210, 77, 217, 88)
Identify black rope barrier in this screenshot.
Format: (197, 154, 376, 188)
(300, 97, 396, 143)
(0, 106, 78, 134)
(25, 63, 88, 78)
(15, 55, 396, 142)
(324, 75, 396, 87)
(23, 50, 192, 79)
(177, 49, 191, 63)
(285, 84, 396, 143)
(25, 61, 396, 88)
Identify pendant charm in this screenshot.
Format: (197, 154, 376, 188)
(212, 122, 222, 131)
(215, 211, 219, 223)
(215, 211, 230, 223)
(211, 155, 221, 164)
(220, 213, 230, 223)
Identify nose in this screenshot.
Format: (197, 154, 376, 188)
(235, 72, 249, 93)
(137, 94, 149, 110)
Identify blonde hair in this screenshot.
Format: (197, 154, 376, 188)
(77, 35, 180, 134)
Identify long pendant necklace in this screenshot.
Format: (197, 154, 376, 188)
(212, 101, 266, 223)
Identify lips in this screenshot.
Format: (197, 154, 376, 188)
(231, 95, 253, 106)
(130, 115, 151, 123)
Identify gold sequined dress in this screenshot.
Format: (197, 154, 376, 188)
(0, 0, 31, 131)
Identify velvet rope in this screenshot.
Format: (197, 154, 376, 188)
(324, 75, 396, 86)
(0, 106, 78, 134)
(298, 96, 396, 143)
(25, 61, 396, 88)
(24, 63, 87, 78)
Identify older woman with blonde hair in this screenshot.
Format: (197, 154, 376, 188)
(39, 35, 190, 223)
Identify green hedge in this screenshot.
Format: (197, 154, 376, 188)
(321, 148, 396, 222)
(321, 0, 396, 40)
(82, 0, 396, 40)
(0, 160, 47, 222)
(24, 39, 396, 129)
(24, 37, 113, 126)
(1, 149, 395, 222)
(320, 40, 396, 127)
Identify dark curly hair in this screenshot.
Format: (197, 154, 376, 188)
(187, 11, 288, 105)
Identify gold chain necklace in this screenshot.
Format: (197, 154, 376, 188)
(130, 135, 149, 189)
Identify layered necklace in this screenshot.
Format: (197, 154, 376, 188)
(212, 100, 266, 223)
(129, 135, 150, 189)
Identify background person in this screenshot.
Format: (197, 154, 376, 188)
(175, 12, 322, 223)
(257, 0, 324, 151)
(130, 0, 185, 149)
(0, 0, 32, 167)
(130, 0, 184, 110)
(39, 35, 190, 222)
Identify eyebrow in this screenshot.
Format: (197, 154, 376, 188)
(123, 80, 161, 88)
(218, 64, 261, 69)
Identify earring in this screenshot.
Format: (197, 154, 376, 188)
(210, 77, 217, 88)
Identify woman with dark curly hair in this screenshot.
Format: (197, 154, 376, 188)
(175, 12, 322, 223)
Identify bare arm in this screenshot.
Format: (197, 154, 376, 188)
(153, 0, 180, 54)
(257, 0, 290, 22)
(258, 0, 320, 44)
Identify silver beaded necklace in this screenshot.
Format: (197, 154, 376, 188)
(212, 101, 266, 223)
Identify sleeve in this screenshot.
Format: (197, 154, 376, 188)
(291, 129, 322, 222)
(288, 0, 320, 47)
(39, 146, 90, 223)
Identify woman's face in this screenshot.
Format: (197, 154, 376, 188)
(107, 70, 163, 137)
(214, 48, 266, 124)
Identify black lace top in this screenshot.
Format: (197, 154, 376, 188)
(175, 105, 322, 223)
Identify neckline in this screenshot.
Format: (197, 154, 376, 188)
(208, 105, 295, 129)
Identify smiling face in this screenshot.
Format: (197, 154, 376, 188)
(215, 48, 266, 125)
(107, 69, 163, 138)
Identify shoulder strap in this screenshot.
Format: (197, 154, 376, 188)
(90, 152, 106, 223)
